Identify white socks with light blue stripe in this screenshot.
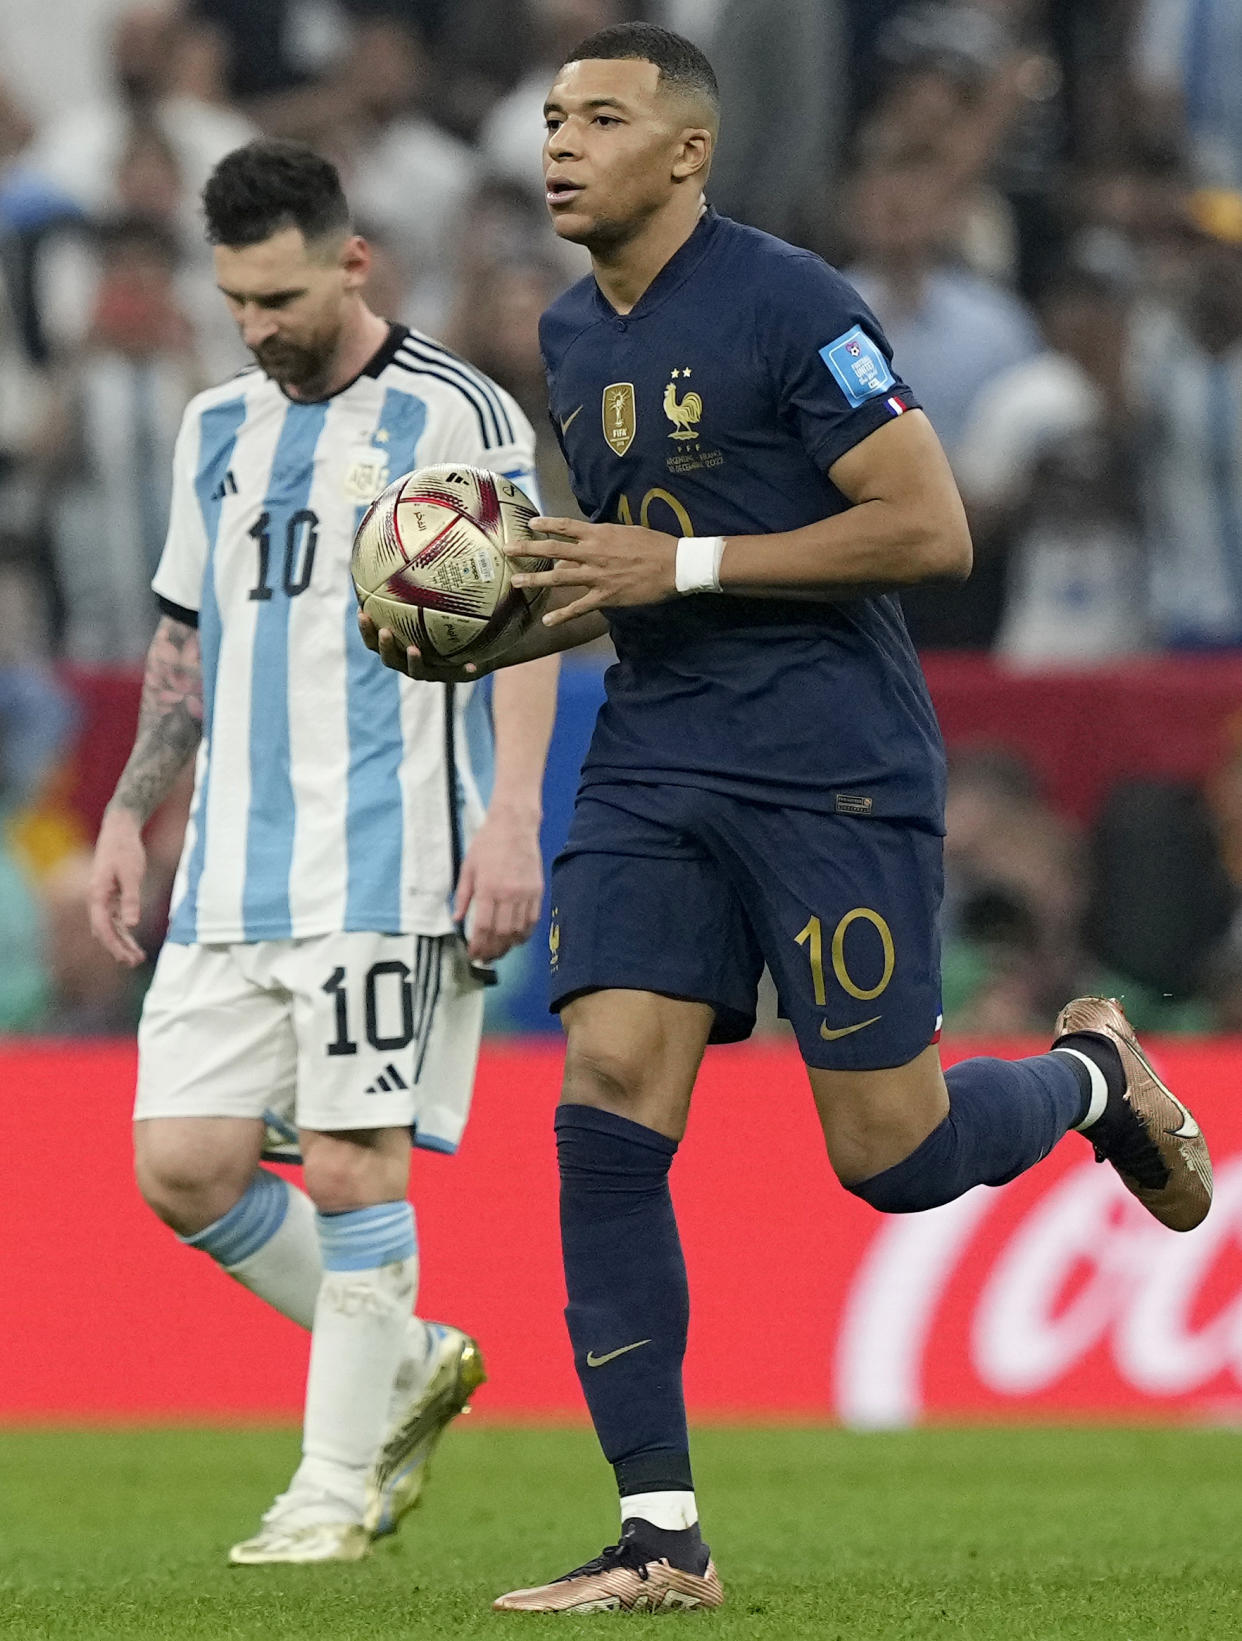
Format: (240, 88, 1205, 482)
(184, 1181, 421, 1518)
(180, 1169, 321, 1329)
(294, 1203, 419, 1515)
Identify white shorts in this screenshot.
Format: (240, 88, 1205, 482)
(134, 932, 485, 1154)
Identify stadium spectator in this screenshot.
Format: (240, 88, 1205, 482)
(702, 0, 847, 248)
(332, 17, 481, 334)
(184, 0, 349, 104)
(846, 157, 1041, 461)
(954, 267, 1147, 665)
(1131, 0, 1242, 189)
(21, 5, 256, 222)
(478, 0, 627, 206)
(845, 153, 1040, 645)
(1129, 187, 1242, 646)
(941, 747, 1087, 1031)
(446, 231, 581, 518)
(39, 217, 204, 665)
(858, 2, 1025, 282)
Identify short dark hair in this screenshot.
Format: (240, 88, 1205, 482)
(201, 139, 350, 249)
(563, 22, 719, 116)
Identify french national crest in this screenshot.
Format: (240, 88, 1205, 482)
(663, 367, 702, 441)
(603, 383, 636, 456)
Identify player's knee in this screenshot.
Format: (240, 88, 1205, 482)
(561, 1040, 649, 1116)
(301, 1134, 405, 1214)
(133, 1127, 250, 1234)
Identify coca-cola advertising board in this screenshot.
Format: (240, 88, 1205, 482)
(2, 1039, 1239, 1424)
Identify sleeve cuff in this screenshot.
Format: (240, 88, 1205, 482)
(156, 594, 199, 628)
(808, 392, 923, 474)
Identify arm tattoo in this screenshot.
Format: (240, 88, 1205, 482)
(110, 616, 204, 823)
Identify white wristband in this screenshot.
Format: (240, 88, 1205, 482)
(674, 536, 725, 594)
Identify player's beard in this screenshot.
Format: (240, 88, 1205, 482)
(252, 334, 337, 397)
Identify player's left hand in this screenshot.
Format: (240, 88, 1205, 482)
(357, 609, 484, 682)
(453, 802, 544, 963)
(511, 519, 678, 626)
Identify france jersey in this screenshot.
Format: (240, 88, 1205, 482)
(152, 323, 537, 946)
(540, 208, 946, 831)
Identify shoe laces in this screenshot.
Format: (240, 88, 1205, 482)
(560, 1522, 654, 1584)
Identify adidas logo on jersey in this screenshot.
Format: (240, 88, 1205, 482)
(365, 1062, 410, 1094)
(210, 470, 239, 501)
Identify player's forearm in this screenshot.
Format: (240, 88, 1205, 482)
(719, 498, 972, 596)
(107, 616, 203, 825)
(488, 654, 561, 821)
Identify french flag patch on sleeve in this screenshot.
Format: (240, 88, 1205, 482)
(885, 395, 908, 417)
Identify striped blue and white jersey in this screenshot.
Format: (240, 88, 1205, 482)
(1129, 303, 1242, 644)
(152, 323, 537, 945)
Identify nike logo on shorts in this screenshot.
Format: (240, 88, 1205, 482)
(586, 1340, 651, 1368)
(820, 1015, 882, 1041)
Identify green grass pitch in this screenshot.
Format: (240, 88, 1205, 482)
(1, 1424, 1238, 1640)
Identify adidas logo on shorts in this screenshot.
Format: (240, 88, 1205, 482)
(365, 1063, 410, 1094)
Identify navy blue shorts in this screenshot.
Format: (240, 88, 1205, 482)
(549, 782, 944, 1071)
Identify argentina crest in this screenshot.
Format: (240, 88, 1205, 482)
(602, 382, 636, 456)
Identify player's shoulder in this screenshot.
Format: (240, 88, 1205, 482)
(172, 366, 266, 458)
(712, 213, 870, 323)
(385, 325, 529, 451)
(180, 364, 264, 424)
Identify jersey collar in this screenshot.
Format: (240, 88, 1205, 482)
(276, 320, 408, 404)
(592, 206, 722, 323)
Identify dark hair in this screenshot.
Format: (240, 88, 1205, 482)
(201, 139, 350, 249)
(563, 22, 719, 114)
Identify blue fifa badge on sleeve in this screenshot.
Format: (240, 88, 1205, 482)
(820, 325, 896, 408)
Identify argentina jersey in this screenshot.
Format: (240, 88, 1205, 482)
(153, 324, 537, 945)
(539, 208, 946, 829)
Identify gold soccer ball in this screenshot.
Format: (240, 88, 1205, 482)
(351, 464, 552, 666)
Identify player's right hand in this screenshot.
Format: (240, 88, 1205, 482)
(88, 807, 148, 967)
(357, 611, 482, 683)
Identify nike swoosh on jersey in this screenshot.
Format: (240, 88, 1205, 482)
(559, 405, 583, 435)
(586, 1339, 651, 1368)
(819, 1015, 882, 1042)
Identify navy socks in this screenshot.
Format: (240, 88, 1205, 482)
(847, 1052, 1090, 1213)
(555, 1104, 693, 1497)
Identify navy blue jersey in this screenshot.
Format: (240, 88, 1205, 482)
(540, 209, 947, 830)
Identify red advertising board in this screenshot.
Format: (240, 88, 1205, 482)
(3, 1038, 1240, 1424)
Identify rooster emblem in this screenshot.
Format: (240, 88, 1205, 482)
(663, 367, 702, 441)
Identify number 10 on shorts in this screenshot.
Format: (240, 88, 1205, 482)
(322, 961, 420, 1056)
(794, 909, 895, 1005)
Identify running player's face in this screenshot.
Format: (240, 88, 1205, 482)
(214, 227, 355, 391)
(543, 59, 702, 246)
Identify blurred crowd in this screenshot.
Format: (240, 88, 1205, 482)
(4, 0, 1242, 1036)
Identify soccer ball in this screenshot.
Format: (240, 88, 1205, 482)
(351, 464, 553, 666)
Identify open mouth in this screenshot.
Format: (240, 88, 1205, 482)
(545, 177, 584, 207)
